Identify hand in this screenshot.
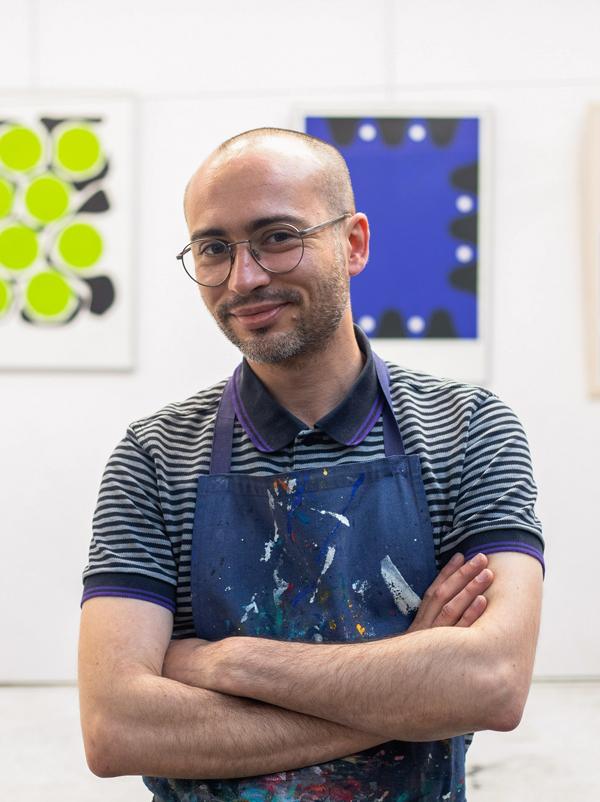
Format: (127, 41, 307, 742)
(407, 553, 493, 633)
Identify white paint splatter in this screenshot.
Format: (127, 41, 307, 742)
(313, 632, 324, 643)
(380, 555, 421, 614)
(224, 585, 231, 591)
(310, 508, 350, 527)
(322, 545, 336, 575)
(240, 593, 259, 623)
(267, 489, 275, 510)
(442, 793, 452, 800)
(260, 519, 280, 563)
(309, 545, 337, 603)
(286, 478, 297, 492)
(272, 569, 289, 606)
(352, 579, 369, 599)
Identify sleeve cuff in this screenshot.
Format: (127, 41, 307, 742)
(447, 528, 545, 577)
(81, 572, 177, 613)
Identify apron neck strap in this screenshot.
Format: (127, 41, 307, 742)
(210, 353, 405, 474)
(373, 352, 405, 457)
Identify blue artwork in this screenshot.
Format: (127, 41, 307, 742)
(305, 116, 480, 340)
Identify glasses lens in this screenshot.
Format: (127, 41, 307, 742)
(251, 226, 303, 273)
(182, 239, 231, 286)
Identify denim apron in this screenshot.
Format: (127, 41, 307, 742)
(145, 354, 467, 802)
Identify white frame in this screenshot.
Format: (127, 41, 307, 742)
(584, 105, 600, 397)
(295, 105, 492, 386)
(0, 92, 136, 371)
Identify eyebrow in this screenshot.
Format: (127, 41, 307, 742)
(189, 214, 307, 242)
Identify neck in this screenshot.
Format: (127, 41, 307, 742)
(247, 318, 364, 427)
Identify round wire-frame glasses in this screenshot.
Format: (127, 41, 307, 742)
(176, 212, 351, 287)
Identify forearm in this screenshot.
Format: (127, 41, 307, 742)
(83, 671, 386, 779)
(207, 627, 514, 742)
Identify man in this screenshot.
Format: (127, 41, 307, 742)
(79, 128, 544, 801)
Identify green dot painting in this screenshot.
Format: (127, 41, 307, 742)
(0, 178, 14, 217)
(25, 174, 71, 223)
(0, 225, 38, 270)
(55, 126, 102, 174)
(25, 271, 74, 318)
(0, 126, 43, 171)
(0, 278, 12, 315)
(58, 222, 103, 268)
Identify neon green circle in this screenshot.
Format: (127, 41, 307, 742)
(0, 225, 38, 270)
(25, 271, 74, 318)
(0, 279, 12, 315)
(56, 126, 102, 173)
(0, 178, 14, 217)
(0, 126, 43, 171)
(57, 222, 103, 268)
(25, 174, 71, 223)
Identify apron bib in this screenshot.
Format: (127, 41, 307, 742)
(145, 354, 467, 802)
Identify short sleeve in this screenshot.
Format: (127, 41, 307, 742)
(81, 427, 177, 613)
(446, 394, 545, 572)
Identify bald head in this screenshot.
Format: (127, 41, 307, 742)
(184, 127, 355, 222)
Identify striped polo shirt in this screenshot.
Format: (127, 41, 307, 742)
(82, 327, 544, 635)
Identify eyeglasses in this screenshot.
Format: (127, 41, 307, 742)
(176, 212, 351, 287)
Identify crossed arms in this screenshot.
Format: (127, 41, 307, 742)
(78, 551, 542, 779)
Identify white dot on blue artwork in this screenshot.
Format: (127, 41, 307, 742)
(358, 123, 377, 142)
(408, 124, 427, 142)
(456, 195, 474, 213)
(407, 315, 426, 334)
(359, 315, 377, 334)
(456, 245, 474, 263)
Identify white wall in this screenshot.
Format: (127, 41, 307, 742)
(1, 0, 598, 681)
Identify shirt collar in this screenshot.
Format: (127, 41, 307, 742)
(233, 326, 383, 453)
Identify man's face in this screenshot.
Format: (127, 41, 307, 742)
(184, 144, 351, 365)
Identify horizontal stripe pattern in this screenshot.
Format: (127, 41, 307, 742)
(82, 363, 544, 636)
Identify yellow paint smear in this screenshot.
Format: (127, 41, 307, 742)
(356, 623, 366, 636)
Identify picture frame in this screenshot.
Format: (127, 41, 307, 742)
(0, 93, 135, 370)
(297, 106, 492, 385)
(584, 105, 600, 397)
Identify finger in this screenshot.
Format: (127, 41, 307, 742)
(427, 553, 489, 608)
(432, 568, 494, 627)
(455, 594, 488, 627)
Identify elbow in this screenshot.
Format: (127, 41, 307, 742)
(478, 661, 531, 733)
(82, 713, 127, 778)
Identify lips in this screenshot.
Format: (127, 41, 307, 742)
(230, 302, 289, 330)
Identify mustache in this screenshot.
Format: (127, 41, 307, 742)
(217, 289, 302, 316)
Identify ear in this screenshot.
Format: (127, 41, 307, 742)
(345, 213, 370, 278)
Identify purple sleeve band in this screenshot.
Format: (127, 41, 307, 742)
(81, 587, 176, 613)
(463, 543, 545, 576)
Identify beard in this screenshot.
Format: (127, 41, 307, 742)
(213, 256, 350, 365)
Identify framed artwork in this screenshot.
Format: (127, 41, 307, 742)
(301, 108, 491, 384)
(585, 106, 600, 397)
(0, 94, 134, 370)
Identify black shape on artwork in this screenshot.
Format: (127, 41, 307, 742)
(450, 162, 478, 194)
(428, 118, 459, 147)
(82, 275, 115, 315)
(377, 118, 407, 146)
(73, 160, 110, 191)
(78, 189, 110, 213)
(327, 118, 359, 146)
(377, 309, 407, 337)
(450, 214, 477, 244)
(41, 117, 67, 132)
(425, 309, 457, 338)
(20, 300, 81, 326)
(449, 263, 477, 295)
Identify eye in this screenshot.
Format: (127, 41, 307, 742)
(194, 239, 228, 259)
(258, 228, 301, 251)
